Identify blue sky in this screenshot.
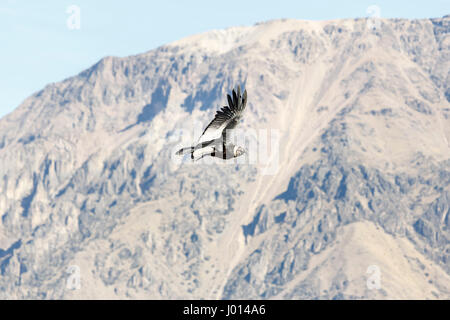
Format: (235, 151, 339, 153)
(0, 0, 448, 118)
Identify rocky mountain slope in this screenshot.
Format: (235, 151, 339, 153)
(0, 16, 449, 299)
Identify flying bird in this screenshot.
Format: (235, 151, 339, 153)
(176, 86, 247, 160)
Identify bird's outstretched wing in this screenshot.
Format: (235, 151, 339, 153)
(198, 86, 247, 144)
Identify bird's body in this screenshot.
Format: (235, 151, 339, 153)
(191, 142, 243, 160)
(176, 86, 247, 161)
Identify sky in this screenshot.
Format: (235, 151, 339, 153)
(0, 0, 448, 118)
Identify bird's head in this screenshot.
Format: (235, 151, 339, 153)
(233, 146, 246, 158)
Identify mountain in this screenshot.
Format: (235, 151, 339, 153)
(0, 16, 449, 299)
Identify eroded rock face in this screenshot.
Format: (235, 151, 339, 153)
(0, 16, 449, 299)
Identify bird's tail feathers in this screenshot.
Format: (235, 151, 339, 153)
(175, 146, 194, 156)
